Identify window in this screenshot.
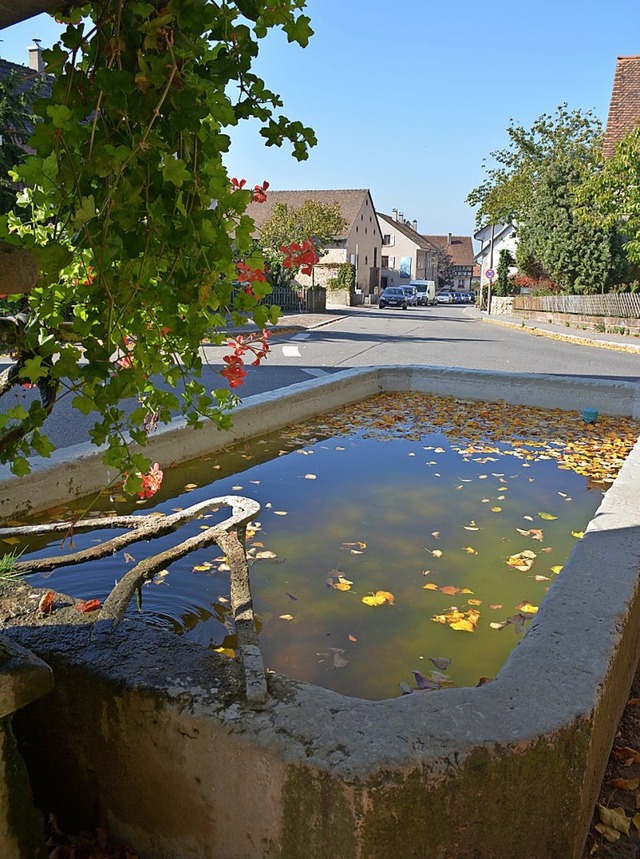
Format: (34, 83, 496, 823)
(381, 276, 388, 288)
(383, 234, 395, 246)
(381, 255, 389, 268)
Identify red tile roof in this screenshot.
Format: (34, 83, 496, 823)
(603, 56, 640, 158)
(422, 234, 474, 267)
(245, 189, 376, 239)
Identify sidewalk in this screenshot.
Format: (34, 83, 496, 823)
(479, 311, 640, 354)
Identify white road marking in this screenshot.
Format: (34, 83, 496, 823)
(282, 345, 301, 357)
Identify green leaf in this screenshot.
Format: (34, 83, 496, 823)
(73, 195, 98, 229)
(162, 155, 190, 188)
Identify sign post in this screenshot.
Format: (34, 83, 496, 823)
(485, 268, 495, 314)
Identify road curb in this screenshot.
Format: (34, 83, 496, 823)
(481, 315, 640, 354)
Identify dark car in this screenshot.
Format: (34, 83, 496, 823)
(379, 287, 408, 309)
(399, 286, 419, 307)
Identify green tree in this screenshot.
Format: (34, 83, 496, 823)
(258, 200, 346, 288)
(0, 71, 45, 214)
(494, 249, 514, 296)
(576, 127, 640, 266)
(0, 0, 317, 488)
(467, 104, 629, 293)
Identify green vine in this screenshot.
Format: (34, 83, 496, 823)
(0, 0, 316, 488)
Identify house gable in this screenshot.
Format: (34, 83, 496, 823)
(603, 55, 640, 158)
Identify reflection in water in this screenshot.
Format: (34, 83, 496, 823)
(17, 394, 639, 700)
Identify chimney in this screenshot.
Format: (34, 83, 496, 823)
(392, 208, 399, 221)
(399, 212, 404, 223)
(412, 219, 418, 232)
(28, 41, 44, 74)
(447, 232, 452, 245)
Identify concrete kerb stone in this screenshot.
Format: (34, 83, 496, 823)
(2, 366, 640, 857)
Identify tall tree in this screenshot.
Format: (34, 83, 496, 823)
(467, 105, 630, 293)
(576, 127, 640, 267)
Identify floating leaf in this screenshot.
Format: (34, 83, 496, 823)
(506, 550, 537, 572)
(538, 512, 557, 520)
(440, 585, 461, 596)
(423, 583, 439, 590)
(255, 550, 277, 559)
(467, 598, 482, 606)
(348, 634, 358, 642)
(430, 657, 451, 671)
(490, 506, 502, 513)
(362, 590, 395, 606)
(430, 549, 443, 558)
(550, 565, 563, 574)
(572, 530, 584, 539)
(463, 546, 478, 554)
(279, 614, 294, 621)
(515, 602, 539, 614)
(304, 474, 317, 480)
(183, 483, 198, 491)
(193, 563, 213, 572)
(449, 619, 475, 632)
(272, 511, 288, 516)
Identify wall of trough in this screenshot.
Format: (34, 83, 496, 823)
(2, 367, 640, 858)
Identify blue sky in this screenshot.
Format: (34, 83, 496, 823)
(2, 1, 640, 237)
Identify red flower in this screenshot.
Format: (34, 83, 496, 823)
(220, 331, 270, 389)
(231, 177, 247, 190)
(252, 180, 269, 203)
(280, 238, 318, 276)
(136, 462, 164, 499)
(236, 261, 267, 283)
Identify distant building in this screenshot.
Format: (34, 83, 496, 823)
(474, 223, 518, 289)
(376, 210, 438, 290)
(603, 55, 640, 158)
(422, 233, 475, 291)
(245, 188, 382, 299)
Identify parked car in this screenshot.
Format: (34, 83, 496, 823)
(399, 285, 418, 307)
(436, 291, 455, 304)
(379, 286, 408, 309)
(452, 291, 467, 304)
(409, 280, 436, 306)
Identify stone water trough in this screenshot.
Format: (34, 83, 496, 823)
(1, 366, 640, 859)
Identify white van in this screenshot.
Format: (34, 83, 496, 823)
(409, 280, 436, 306)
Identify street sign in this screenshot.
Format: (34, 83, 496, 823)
(486, 268, 495, 280)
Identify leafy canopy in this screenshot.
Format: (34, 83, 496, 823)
(576, 127, 640, 265)
(468, 104, 630, 293)
(258, 199, 346, 287)
(0, 0, 316, 487)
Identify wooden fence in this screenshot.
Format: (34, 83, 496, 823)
(513, 293, 640, 318)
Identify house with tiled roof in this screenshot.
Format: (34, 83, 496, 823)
(376, 210, 439, 290)
(246, 188, 382, 301)
(603, 56, 640, 158)
(422, 233, 475, 291)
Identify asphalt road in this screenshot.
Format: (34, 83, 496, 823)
(3, 304, 639, 455)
